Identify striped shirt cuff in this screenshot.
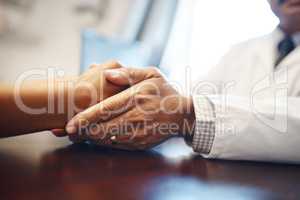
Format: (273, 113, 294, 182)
(191, 95, 216, 154)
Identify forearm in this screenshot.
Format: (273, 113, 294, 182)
(0, 77, 122, 138)
(0, 79, 72, 137)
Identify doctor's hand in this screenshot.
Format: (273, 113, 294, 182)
(65, 67, 195, 150)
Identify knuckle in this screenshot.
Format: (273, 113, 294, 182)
(148, 67, 161, 77)
(127, 68, 136, 81)
(133, 94, 148, 105)
(89, 64, 99, 69)
(145, 85, 159, 95)
(94, 104, 105, 119)
(136, 83, 160, 96)
(77, 114, 89, 125)
(95, 104, 111, 121)
(108, 60, 122, 68)
(148, 86, 159, 95)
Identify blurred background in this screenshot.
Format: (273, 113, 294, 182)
(0, 0, 278, 83)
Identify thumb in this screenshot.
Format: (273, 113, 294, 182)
(65, 87, 135, 135)
(104, 67, 161, 86)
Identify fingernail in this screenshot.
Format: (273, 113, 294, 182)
(105, 69, 121, 78)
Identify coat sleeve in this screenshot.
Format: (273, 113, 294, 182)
(196, 95, 300, 164)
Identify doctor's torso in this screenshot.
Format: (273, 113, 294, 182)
(200, 29, 300, 97)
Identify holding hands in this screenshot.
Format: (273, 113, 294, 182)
(0, 60, 195, 150)
(64, 66, 195, 150)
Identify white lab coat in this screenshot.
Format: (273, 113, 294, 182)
(198, 29, 300, 163)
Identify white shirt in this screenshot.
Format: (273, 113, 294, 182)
(191, 28, 300, 163)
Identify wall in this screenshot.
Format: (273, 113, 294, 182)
(0, 0, 133, 82)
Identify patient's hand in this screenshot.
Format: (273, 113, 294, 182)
(74, 61, 125, 109)
(52, 61, 125, 138)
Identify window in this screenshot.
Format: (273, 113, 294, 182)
(163, 0, 278, 83)
(189, 0, 278, 79)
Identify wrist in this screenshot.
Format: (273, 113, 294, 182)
(58, 77, 92, 121)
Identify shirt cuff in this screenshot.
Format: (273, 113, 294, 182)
(191, 95, 216, 154)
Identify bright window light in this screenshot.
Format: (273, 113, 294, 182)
(189, 0, 279, 80)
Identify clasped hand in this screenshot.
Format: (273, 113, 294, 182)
(60, 64, 195, 150)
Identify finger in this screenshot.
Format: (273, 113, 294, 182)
(91, 135, 137, 151)
(104, 67, 161, 86)
(89, 60, 123, 70)
(109, 130, 153, 151)
(111, 128, 143, 144)
(65, 88, 135, 134)
(88, 116, 158, 151)
(101, 60, 123, 70)
(51, 129, 68, 137)
(68, 127, 91, 143)
(84, 108, 146, 142)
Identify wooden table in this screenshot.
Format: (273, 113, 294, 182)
(0, 132, 299, 200)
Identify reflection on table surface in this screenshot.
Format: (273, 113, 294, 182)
(0, 132, 299, 200)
